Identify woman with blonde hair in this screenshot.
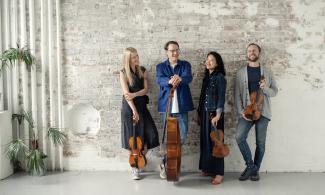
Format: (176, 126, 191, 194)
(119, 47, 159, 180)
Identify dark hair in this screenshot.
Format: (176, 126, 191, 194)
(164, 41, 179, 50)
(247, 43, 261, 52)
(206, 51, 226, 76)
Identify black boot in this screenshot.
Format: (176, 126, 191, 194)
(239, 165, 257, 181)
(250, 171, 260, 181)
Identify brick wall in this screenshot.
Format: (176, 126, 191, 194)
(60, 0, 325, 171)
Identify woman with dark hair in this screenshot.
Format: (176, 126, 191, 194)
(197, 51, 227, 185)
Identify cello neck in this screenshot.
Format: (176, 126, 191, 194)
(162, 86, 176, 144)
(166, 87, 175, 116)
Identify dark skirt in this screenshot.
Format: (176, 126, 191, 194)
(199, 111, 224, 176)
(121, 96, 159, 150)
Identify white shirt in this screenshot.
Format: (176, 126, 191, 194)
(170, 63, 179, 114)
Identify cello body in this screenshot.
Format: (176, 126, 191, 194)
(163, 87, 182, 181)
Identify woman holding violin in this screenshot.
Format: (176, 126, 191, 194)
(119, 47, 159, 180)
(197, 51, 227, 185)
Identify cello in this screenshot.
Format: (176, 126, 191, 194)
(161, 87, 181, 181)
(129, 120, 147, 169)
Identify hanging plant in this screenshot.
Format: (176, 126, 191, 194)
(0, 44, 34, 74)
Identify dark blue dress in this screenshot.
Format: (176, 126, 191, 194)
(121, 66, 159, 150)
(197, 71, 226, 176)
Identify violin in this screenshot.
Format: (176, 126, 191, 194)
(243, 75, 265, 121)
(129, 121, 147, 169)
(210, 125, 230, 158)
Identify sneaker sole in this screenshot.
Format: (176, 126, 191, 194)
(250, 177, 259, 181)
(160, 174, 166, 179)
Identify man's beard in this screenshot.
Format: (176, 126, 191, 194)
(248, 55, 259, 62)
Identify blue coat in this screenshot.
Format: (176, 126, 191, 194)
(197, 71, 226, 115)
(156, 59, 194, 113)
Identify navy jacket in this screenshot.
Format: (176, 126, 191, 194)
(156, 59, 194, 113)
(198, 71, 226, 114)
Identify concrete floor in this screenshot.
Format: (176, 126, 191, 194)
(1, 171, 325, 195)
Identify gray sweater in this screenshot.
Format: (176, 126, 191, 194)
(235, 65, 278, 119)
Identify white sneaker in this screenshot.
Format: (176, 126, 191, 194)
(159, 163, 166, 179)
(131, 167, 140, 180)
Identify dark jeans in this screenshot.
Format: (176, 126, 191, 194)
(235, 116, 269, 170)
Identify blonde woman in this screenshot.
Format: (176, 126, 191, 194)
(119, 47, 159, 180)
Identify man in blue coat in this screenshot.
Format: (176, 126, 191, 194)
(156, 41, 194, 179)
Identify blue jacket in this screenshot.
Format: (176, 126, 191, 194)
(198, 71, 226, 115)
(156, 59, 194, 113)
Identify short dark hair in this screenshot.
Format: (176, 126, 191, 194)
(164, 41, 179, 50)
(247, 43, 261, 52)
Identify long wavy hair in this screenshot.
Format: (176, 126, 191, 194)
(205, 51, 226, 76)
(122, 47, 143, 86)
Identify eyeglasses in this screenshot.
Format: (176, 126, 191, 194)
(167, 49, 180, 53)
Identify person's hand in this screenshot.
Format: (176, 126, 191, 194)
(259, 79, 266, 89)
(124, 92, 136, 101)
(132, 110, 139, 122)
(242, 112, 252, 121)
(211, 114, 220, 126)
(168, 76, 176, 85)
(172, 75, 182, 86)
(169, 75, 181, 87)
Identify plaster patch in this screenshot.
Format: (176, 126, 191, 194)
(66, 103, 101, 135)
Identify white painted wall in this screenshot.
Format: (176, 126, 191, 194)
(0, 111, 13, 179)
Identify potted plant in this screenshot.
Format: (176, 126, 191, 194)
(6, 110, 66, 176)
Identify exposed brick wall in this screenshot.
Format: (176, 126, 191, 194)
(60, 0, 325, 171)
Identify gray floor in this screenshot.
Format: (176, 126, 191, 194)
(1, 171, 325, 195)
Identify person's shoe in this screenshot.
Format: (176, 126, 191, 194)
(131, 167, 140, 180)
(250, 171, 260, 181)
(239, 165, 257, 181)
(159, 163, 166, 179)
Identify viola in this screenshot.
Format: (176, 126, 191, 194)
(129, 121, 147, 169)
(243, 75, 265, 121)
(210, 124, 230, 158)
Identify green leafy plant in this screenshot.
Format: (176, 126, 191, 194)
(0, 44, 34, 74)
(6, 109, 66, 176)
(5, 138, 28, 171)
(26, 149, 46, 176)
(48, 127, 67, 146)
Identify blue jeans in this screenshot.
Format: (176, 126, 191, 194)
(161, 112, 188, 144)
(235, 116, 269, 170)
